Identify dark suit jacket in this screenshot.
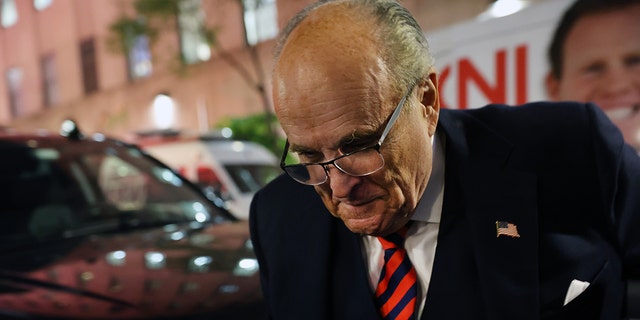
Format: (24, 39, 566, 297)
(249, 102, 640, 320)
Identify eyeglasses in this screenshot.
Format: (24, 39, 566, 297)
(280, 84, 415, 185)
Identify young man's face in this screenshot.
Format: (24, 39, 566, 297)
(546, 5, 640, 149)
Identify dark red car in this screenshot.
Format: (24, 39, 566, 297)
(0, 122, 265, 319)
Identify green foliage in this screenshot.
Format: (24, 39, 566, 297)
(106, 0, 207, 69)
(106, 16, 157, 54)
(106, 1, 277, 152)
(202, 26, 220, 46)
(105, 0, 171, 56)
(215, 112, 286, 158)
(134, 0, 179, 17)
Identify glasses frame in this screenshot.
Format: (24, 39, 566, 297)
(280, 83, 416, 185)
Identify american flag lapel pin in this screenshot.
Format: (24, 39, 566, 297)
(496, 221, 521, 238)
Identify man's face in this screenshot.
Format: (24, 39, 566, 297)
(272, 4, 437, 236)
(546, 5, 640, 149)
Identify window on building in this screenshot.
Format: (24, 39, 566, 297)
(243, 0, 278, 46)
(79, 38, 98, 94)
(128, 35, 152, 80)
(1, 0, 18, 28)
(33, 0, 52, 11)
(5, 67, 24, 117)
(177, 0, 210, 65)
(41, 53, 58, 107)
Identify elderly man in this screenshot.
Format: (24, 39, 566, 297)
(249, 0, 640, 319)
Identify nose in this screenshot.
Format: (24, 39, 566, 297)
(325, 165, 360, 198)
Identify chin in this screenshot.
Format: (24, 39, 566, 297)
(342, 213, 397, 237)
(344, 222, 381, 236)
(340, 213, 376, 233)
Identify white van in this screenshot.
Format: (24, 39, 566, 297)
(137, 131, 282, 220)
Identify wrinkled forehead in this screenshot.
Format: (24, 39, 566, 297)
(275, 72, 388, 150)
(273, 3, 383, 89)
(272, 3, 394, 148)
(276, 2, 378, 65)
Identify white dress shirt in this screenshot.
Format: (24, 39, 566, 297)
(361, 132, 445, 318)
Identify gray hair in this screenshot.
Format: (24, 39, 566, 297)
(273, 0, 434, 94)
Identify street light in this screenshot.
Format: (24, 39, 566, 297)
(151, 92, 175, 129)
(477, 0, 531, 20)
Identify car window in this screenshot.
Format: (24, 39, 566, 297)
(0, 139, 229, 243)
(223, 164, 281, 194)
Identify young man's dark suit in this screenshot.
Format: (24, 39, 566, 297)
(249, 101, 640, 320)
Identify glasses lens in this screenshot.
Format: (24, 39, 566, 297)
(284, 164, 327, 185)
(334, 148, 384, 176)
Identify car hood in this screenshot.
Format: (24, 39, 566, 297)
(0, 220, 264, 319)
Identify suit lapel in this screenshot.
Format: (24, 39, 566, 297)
(329, 219, 381, 319)
(423, 110, 540, 319)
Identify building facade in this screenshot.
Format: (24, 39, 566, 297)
(0, 0, 497, 141)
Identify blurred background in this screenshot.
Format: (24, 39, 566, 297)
(0, 0, 557, 155)
(6, 0, 639, 153)
(11, 1, 640, 318)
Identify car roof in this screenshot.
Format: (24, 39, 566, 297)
(0, 128, 129, 148)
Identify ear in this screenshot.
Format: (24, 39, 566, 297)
(544, 72, 560, 100)
(418, 72, 440, 137)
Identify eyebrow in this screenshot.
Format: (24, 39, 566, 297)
(338, 129, 379, 147)
(288, 144, 315, 154)
(289, 127, 380, 154)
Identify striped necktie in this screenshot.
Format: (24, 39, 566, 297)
(375, 225, 417, 320)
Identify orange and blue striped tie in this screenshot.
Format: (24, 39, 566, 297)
(375, 226, 417, 320)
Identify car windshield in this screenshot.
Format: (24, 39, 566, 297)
(223, 164, 281, 194)
(0, 138, 228, 245)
